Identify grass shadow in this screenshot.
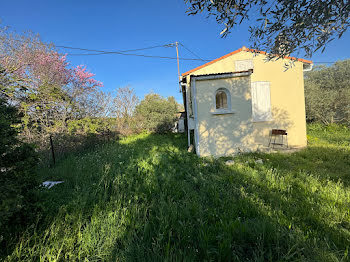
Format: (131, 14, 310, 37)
(3, 132, 350, 261)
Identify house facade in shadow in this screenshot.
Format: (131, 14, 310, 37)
(181, 46, 313, 157)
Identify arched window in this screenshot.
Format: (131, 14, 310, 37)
(216, 89, 229, 110)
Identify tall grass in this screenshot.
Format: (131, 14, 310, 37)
(3, 125, 350, 261)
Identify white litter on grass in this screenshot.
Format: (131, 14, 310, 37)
(255, 159, 264, 164)
(225, 160, 235, 166)
(42, 181, 64, 189)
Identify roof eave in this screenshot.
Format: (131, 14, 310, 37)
(182, 47, 313, 77)
(190, 69, 253, 81)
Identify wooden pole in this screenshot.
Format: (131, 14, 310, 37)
(175, 42, 180, 80)
(49, 134, 56, 166)
(175, 42, 181, 91)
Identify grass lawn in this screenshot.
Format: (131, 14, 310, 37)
(3, 124, 350, 261)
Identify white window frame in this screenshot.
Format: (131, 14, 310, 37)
(212, 88, 235, 115)
(251, 81, 273, 122)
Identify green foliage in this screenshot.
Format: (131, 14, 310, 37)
(36, 118, 120, 163)
(0, 98, 39, 251)
(135, 93, 179, 133)
(67, 118, 116, 134)
(0, 28, 105, 153)
(185, 0, 349, 58)
(305, 60, 350, 124)
(3, 124, 350, 261)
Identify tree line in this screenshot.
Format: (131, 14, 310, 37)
(305, 60, 350, 125)
(0, 28, 182, 161)
(0, 28, 182, 248)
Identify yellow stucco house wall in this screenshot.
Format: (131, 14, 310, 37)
(181, 46, 313, 157)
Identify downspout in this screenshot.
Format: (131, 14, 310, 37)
(184, 82, 191, 147)
(180, 81, 191, 147)
(191, 77, 199, 156)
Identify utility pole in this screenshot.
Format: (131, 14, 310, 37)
(175, 41, 182, 92)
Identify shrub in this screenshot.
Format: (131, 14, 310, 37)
(37, 118, 120, 163)
(304, 60, 350, 124)
(135, 94, 180, 133)
(0, 98, 39, 252)
(67, 117, 118, 135)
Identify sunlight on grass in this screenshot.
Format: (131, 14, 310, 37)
(4, 125, 350, 261)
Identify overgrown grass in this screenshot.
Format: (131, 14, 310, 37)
(3, 124, 350, 261)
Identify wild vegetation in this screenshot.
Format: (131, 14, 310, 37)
(1, 124, 349, 261)
(1, 25, 350, 261)
(304, 59, 350, 125)
(135, 94, 179, 133)
(0, 27, 182, 156)
(0, 98, 38, 250)
(0, 27, 182, 255)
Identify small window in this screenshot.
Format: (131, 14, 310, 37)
(212, 88, 234, 115)
(216, 90, 228, 109)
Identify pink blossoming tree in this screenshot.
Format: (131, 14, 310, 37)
(0, 29, 104, 143)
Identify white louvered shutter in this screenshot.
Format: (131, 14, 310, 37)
(251, 82, 272, 122)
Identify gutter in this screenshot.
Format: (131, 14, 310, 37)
(190, 70, 253, 81)
(303, 63, 313, 72)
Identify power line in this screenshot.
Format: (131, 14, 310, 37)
(45, 42, 340, 64)
(58, 44, 336, 64)
(66, 51, 211, 61)
(313, 62, 336, 64)
(179, 43, 205, 61)
(57, 43, 211, 61)
(56, 43, 174, 54)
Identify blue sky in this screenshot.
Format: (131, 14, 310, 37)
(1, 0, 350, 102)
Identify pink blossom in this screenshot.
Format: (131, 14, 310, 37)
(72, 65, 103, 88)
(0, 42, 103, 91)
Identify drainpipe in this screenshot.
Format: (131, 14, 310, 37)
(181, 82, 191, 147)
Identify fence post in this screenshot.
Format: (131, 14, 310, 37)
(49, 134, 56, 166)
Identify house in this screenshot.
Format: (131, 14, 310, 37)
(180, 46, 313, 157)
(173, 111, 186, 133)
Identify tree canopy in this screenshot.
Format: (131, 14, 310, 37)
(135, 93, 181, 133)
(0, 28, 103, 143)
(185, 0, 350, 57)
(304, 59, 350, 124)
